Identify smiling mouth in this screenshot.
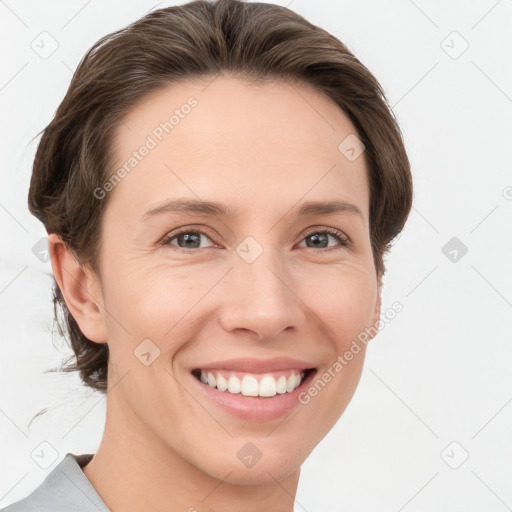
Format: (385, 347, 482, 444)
(191, 368, 316, 398)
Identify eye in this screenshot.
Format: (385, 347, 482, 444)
(160, 226, 350, 252)
(160, 228, 217, 251)
(298, 227, 350, 250)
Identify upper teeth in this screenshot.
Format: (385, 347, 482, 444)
(199, 370, 305, 397)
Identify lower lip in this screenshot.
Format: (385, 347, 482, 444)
(190, 369, 317, 421)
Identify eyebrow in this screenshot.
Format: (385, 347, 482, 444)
(141, 199, 364, 222)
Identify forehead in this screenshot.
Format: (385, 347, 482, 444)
(107, 75, 369, 222)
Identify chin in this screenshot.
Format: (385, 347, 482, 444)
(194, 440, 307, 485)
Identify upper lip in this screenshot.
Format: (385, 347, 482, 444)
(191, 357, 316, 373)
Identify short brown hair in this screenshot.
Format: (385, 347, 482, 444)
(28, 0, 413, 393)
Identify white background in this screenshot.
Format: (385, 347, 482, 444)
(1, 1, 511, 510)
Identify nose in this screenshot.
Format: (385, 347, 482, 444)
(218, 248, 305, 341)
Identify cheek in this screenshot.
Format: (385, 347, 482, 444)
(299, 265, 378, 348)
(295, 269, 376, 434)
(102, 263, 215, 356)
(102, 249, 377, 356)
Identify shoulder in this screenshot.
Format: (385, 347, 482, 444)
(1, 453, 109, 512)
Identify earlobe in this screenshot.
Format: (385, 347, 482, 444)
(48, 233, 107, 344)
(374, 289, 382, 323)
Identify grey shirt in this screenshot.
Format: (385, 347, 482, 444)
(1, 453, 110, 512)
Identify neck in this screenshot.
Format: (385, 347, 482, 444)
(82, 391, 301, 512)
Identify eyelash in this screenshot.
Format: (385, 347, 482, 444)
(160, 226, 350, 252)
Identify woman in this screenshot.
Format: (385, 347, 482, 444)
(2, 0, 412, 510)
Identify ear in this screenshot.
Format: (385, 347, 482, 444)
(368, 285, 382, 342)
(48, 233, 107, 344)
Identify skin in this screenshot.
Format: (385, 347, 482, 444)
(49, 74, 382, 512)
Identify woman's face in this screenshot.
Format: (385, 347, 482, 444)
(92, 75, 381, 483)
